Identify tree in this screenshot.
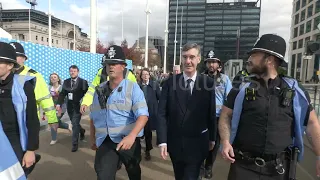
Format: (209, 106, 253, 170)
(96, 39, 107, 54)
(77, 44, 89, 52)
(127, 48, 142, 65)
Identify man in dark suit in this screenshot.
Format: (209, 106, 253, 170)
(56, 65, 89, 152)
(157, 43, 217, 180)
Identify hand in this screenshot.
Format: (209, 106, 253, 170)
(116, 135, 136, 151)
(50, 123, 59, 131)
(160, 145, 168, 160)
(316, 159, 320, 177)
(209, 141, 215, 151)
(80, 105, 87, 114)
(90, 136, 97, 150)
(22, 151, 35, 168)
(221, 141, 235, 163)
(57, 110, 62, 117)
(56, 105, 61, 112)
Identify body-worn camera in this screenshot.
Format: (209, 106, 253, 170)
(281, 88, 295, 107)
(245, 87, 256, 101)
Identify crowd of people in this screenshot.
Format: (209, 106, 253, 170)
(1, 33, 320, 180)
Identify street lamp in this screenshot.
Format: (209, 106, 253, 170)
(144, 0, 151, 68)
(179, 6, 183, 65)
(48, 0, 52, 47)
(26, 0, 37, 42)
(90, 0, 97, 53)
(173, 0, 179, 66)
(163, 0, 169, 74)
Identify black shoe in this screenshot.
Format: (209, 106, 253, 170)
(80, 129, 85, 141)
(71, 144, 78, 152)
(204, 166, 213, 179)
(145, 151, 151, 161)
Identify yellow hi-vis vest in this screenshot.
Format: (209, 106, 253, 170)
(81, 68, 137, 106)
(18, 66, 58, 124)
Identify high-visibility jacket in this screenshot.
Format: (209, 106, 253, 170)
(0, 121, 26, 180)
(18, 66, 58, 124)
(90, 79, 149, 146)
(230, 77, 308, 162)
(81, 67, 137, 107)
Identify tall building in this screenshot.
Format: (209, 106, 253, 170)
(288, 0, 320, 82)
(167, 0, 261, 70)
(1, 9, 90, 50)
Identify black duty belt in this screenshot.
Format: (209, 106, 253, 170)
(234, 149, 288, 175)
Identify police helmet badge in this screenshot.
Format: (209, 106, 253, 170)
(10, 43, 16, 49)
(108, 47, 116, 59)
(208, 50, 215, 58)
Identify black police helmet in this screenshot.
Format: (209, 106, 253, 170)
(9, 42, 28, 60)
(102, 45, 127, 66)
(0, 41, 20, 68)
(204, 50, 221, 64)
(248, 34, 286, 62)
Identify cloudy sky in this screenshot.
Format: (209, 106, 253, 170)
(3, 0, 292, 60)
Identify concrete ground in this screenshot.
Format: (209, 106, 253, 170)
(28, 114, 318, 180)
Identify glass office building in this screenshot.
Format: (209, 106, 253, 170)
(167, 0, 261, 70)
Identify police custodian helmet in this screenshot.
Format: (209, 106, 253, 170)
(101, 45, 127, 66)
(248, 34, 286, 62)
(204, 50, 221, 63)
(0, 41, 20, 68)
(9, 42, 28, 60)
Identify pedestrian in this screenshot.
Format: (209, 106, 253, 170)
(201, 50, 232, 179)
(138, 68, 161, 161)
(90, 45, 149, 180)
(219, 34, 320, 179)
(56, 65, 88, 152)
(0, 41, 40, 179)
(157, 43, 217, 179)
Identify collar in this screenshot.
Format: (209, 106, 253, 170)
(142, 80, 149, 86)
(71, 77, 79, 82)
(0, 72, 14, 85)
(183, 71, 197, 82)
(15, 66, 25, 74)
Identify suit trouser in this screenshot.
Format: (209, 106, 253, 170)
(144, 127, 153, 152)
(205, 120, 220, 168)
(94, 136, 142, 180)
(67, 107, 85, 145)
(170, 154, 203, 180)
(227, 160, 290, 180)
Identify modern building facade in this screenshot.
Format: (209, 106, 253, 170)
(167, 0, 261, 70)
(288, 0, 320, 82)
(1, 9, 90, 50)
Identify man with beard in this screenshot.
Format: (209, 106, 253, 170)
(219, 34, 320, 179)
(200, 50, 232, 179)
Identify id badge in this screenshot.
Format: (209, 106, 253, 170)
(68, 93, 73, 100)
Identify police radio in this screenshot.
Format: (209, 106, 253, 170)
(245, 88, 256, 101)
(281, 88, 295, 107)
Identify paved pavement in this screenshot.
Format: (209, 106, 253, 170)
(28, 115, 318, 180)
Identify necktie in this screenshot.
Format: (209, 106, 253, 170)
(71, 80, 75, 89)
(186, 79, 192, 98)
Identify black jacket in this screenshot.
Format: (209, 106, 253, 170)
(58, 77, 88, 106)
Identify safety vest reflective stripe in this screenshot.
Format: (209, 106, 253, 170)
(95, 122, 136, 135)
(86, 91, 94, 96)
(132, 101, 147, 112)
(0, 162, 26, 180)
(90, 100, 147, 112)
(89, 84, 95, 89)
(43, 106, 55, 112)
(37, 94, 52, 102)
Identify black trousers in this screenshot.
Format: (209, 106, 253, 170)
(227, 160, 290, 180)
(67, 106, 85, 145)
(144, 127, 153, 152)
(94, 136, 142, 180)
(170, 155, 203, 180)
(205, 119, 221, 168)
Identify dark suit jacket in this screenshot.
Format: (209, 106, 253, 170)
(157, 73, 216, 163)
(139, 80, 161, 131)
(57, 77, 88, 108)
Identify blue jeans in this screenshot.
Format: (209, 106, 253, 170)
(50, 113, 69, 141)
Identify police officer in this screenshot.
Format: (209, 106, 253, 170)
(201, 50, 232, 179)
(11, 42, 59, 129)
(219, 34, 320, 179)
(80, 49, 136, 114)
(90, 45, 149, 180)
(0, 42, 40, 179)
(232, 67, 249, 89)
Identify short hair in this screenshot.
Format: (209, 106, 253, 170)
(69, 65, 79, 71)
(182, 43, 201, 56)
(140, 68, 150, 79)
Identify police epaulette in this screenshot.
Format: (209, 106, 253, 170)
(28, 69, 38, 74)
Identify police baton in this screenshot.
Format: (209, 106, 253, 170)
(289, 147, 300, 180)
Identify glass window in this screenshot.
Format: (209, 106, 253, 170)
(205, 37, 216, 41)
(293, 41, 297, 50)
(296, 53, 302, 79)
(47, 38, 49, 42)
(295, 14, 299, 25)
(223, 26, 239, 31)
(306, 20, 312, 33)
(206, 10, 223, 15)
(187, 5, 205, 10)
(241, 15, 260, 19)
(224, 10, 241, 14)
(223, 21, 240, 25)
(187, 17, 205, 21)
(41, 37, 43, 41)
(205, 26, 222, 31)
(316, 0, 320, 13)
(294, 27, 298, 38)
(291, 54, 296, 77)
(222, 31, 237, 35)
(314, 16, 320, 30)
(223, 15, 241, 20)
(36, 36, 38, 40)
(205, 31, 222, 36)
(296, 0, 300, 12)
(56, 40, 58, 44)
(305, 36, 310, 45)
(204, 42, 215, 47)
(206, 15, 223, 20)
(187, 23, 204, 27)
(307, 4, 313, 18)
(188, 28, 204, 33)
(206, 21, 223, 25)
(186, 34, 204, 39)
(186, 11, 205, 16)
(241, 20, 260, 25)
(301, 0, 306, 8)
(188, 0, 205, 2)
(299, 24, 305, 35)
(298, 39, 303, 48)
(241, 9, 260, 13)
(300, 10, 306, 21)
